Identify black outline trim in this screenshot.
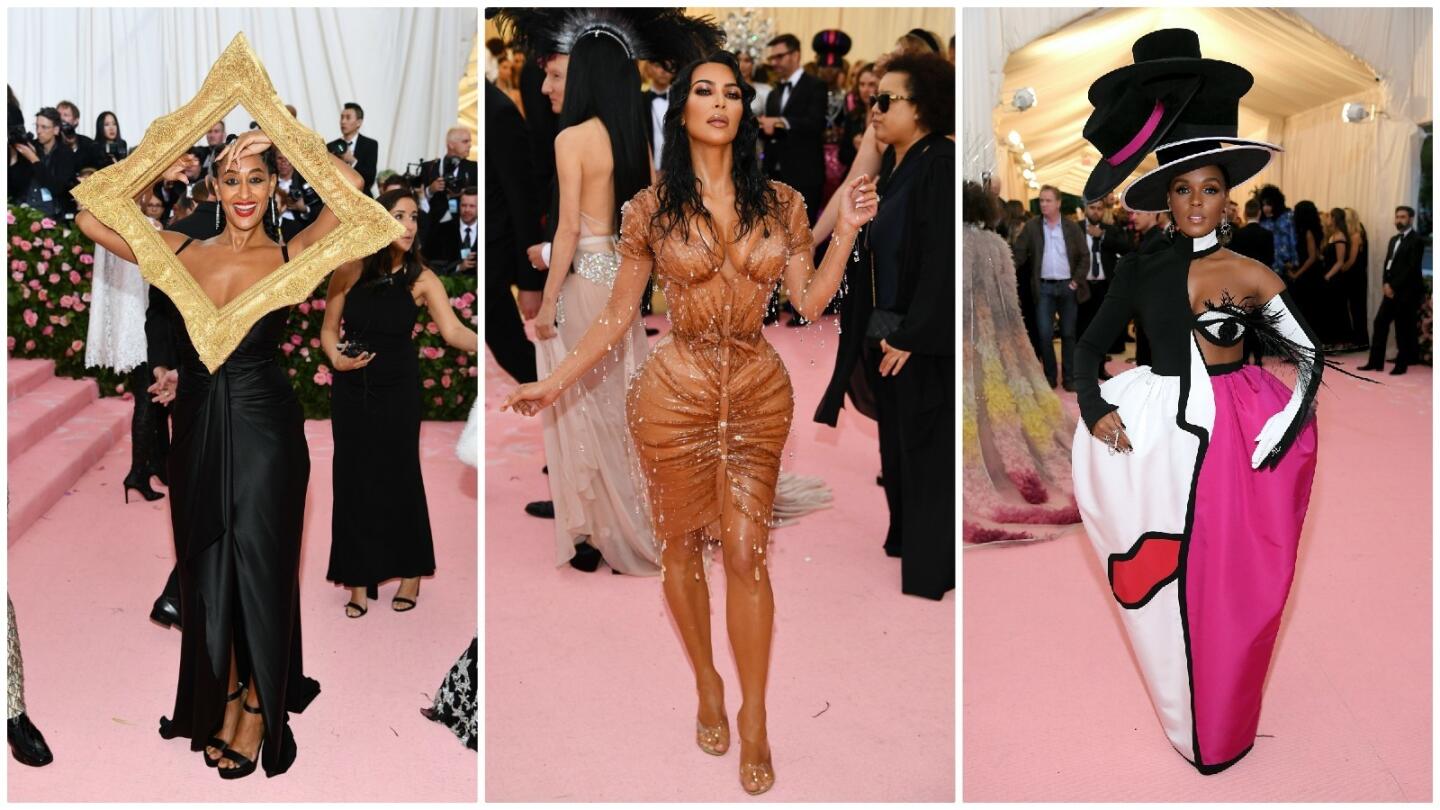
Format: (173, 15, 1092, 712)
(1106, 533, 1183, 610)
(1255, 289, 1321, 471)
(1172, 741, 1256, 775)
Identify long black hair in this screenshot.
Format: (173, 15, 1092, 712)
(655, 51, 780, 245)
(556, 32, 649, 234)
(1292, 200, 1324, 261)
(357, 188, 426, 289)
(94, 110, 120, 143)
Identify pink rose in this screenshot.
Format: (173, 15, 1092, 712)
(9, 235, 21, 246)
(281, 343, 295, 355)
(288, 368, 297, 377)
(42, 326, 54, 336)
(60, 262, 71, 272)
(71, 340, 84, 352)
(468, 366, 478, 377)
(313, 299, 326, 311)
(299, 348, 310, 358)
(20, 288, 30, 299)
(71, 244, 82, 255)
(42, 238, 54, 249)
(461, 308, 473, 320)
(299, 320, 309, 330)
(312, 370, 330, 386)
(5, 337, 14, 350)
(116, 383, 126, 394)
(65, 348, 74, 357)
(421, 346, 442, 360)
(59, 295, 73, 308)
(433, 396, 443, 406)
(24, 340, 35, 351)
(29, 222, 41, 233)
(79, 254, 94, 265)
(39, 218, 55, 229)
(80, 292, 90, 302)
(441, 375, 452, 389)
(69, 271, 81, 284)
(308, 337, 321, 348)
(20, 240, 32, 251)
(40, 249, 51, 260)
(298, 302, 311, 315)
(73, 302, 86, 313)
(37, 290, 48, 301)
(11, 272, 22, 282)
(59, 316, 69, 327)
(426, 322, 439, 334)
(412, 325, 422, 337)
(290, 335, 302, 346)
(22, 309, 36, 327)
(48, 273, 60, 284)
(27, 279, 40, 290)
(455, 354, 468, 366)
(6, 211, 14, 224)
(423, 378, 436, 389)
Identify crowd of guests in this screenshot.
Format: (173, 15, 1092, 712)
(988, 181, 1429, 381)
(7, 86, 478, 277)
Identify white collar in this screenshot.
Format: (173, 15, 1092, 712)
(784, 66, 804, 87)
(1193, 230, 1218, 252)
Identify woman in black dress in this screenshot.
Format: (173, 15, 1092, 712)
(1287, 200, 1326, 336)
(321, 188, 478, 617)
(78, 128, 363, 778)
(1319, 207, 1351, 350)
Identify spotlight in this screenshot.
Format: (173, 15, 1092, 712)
(1012, 87, 1037, 112)
(1021, 151, 1033, 166)
(1022, 168, 1035, 180)
(1341, 102, 1380, 123)
(1008, 130, 1022, 147)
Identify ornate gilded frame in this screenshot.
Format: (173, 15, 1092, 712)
(71, 32, 404, 372)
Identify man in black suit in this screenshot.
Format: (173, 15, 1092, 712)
(328, 102, 377, 197)
(188, 120, 229, 177)
(519, 56, 558, 196)
(425, 187, 478, 275)
(642, 60, 675, 171)
(55, 100, 105, 171)
(1012, 185, 1090, 389)
(420, 126, 478, 221)
(759, 34, 826, 221)
(1358, 205, 1426, 375)
(1078, 198, 1133, 380)
(1228, 199, 1276, 365)
(485, 81, 541, 385)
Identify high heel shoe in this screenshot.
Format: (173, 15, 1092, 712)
(696, 717, 730, 756)
(738, 736, 775, 795)
(148, 463, 169, 487)
(8, 713, 53, 767)
(123, 470, 163, 503)
(202, 685, 246, 768)
(392, 578, 421, 612)
(217, 702, 263, 779)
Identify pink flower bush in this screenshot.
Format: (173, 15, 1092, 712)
(22, 309, 37, 327)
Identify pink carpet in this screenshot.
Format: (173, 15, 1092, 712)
(484, 314, 955, 802)
(964, 355, 1431, 801)
(8, 408, 477, 800)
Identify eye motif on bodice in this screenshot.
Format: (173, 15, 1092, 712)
(1194, 290, 1260, 348)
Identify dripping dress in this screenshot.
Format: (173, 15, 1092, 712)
(326, 269, 437, 592)
(535, 208, 660, 575)
(153, 238, 320, 776)
(617, 182, 809, 572)
(962, 223, 1082, 544)
(1071, 231, 1319, 773)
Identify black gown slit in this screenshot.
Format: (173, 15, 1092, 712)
(155, 237, 320, 777)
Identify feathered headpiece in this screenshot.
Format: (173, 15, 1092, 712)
(491, 8, 725, 73)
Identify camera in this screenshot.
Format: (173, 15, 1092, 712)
(104, 140, 128, 159)
(401, 160, 427, 191)
(7, 124, 36, 147)
(58, 121, 76, 139)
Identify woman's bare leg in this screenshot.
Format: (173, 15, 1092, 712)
(718, 499, 775, 792)
(660, 528, 727, 746)
(204, 643, 243, 761)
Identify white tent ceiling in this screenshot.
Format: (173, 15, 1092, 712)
(995, 7, 1386, 196)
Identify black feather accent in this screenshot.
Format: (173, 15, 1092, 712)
(1200, 290, 1378, 386)
(491, 8, 725, 73)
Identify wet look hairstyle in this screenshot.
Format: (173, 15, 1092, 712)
(654, 51, 780, 245)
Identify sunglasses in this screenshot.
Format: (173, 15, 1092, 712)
(868, 93, 915, 113)
(765, 49, 796, 64)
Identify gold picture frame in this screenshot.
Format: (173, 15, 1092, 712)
(71, 32, 404, 372)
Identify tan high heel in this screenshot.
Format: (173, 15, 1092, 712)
(696, 717, 730, 756)
(738, 737, 775, 795)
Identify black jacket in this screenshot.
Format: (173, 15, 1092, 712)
(1227, 222, 1275, 270)
(485, 81, 543, 293)
(761, 71, 827, 208)
(1083, 220, 1133, 280)
(420, 156, 477, 199)
(1382, 229, 1425, 295)
(815, 134, 953, 427)
(1012, 213, 1092, 303)
(426, 217, 479, 274)
(518, 59, 558, 196)
(327, 133, 378, 197)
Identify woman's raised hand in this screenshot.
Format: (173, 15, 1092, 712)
(218, 130, 274, 172)
(840, 173, 878, 232)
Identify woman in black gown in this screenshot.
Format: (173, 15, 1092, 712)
(78, 129, 364, 778)
(321, 189, 478, 617)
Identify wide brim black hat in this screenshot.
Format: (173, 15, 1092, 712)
(1081, 74, 1202, 204)
(1121, 137, 1282, 212)
(1088, 28, 1253, 105)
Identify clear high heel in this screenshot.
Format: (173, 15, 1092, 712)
(738, 737, 774, 795)
(696, 717, 730, 756)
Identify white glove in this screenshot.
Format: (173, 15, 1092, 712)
(1251, 292, 1319, 469)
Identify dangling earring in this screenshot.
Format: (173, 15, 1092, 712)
(1218, 216, 1233, 242)
(271, 193, 284, 245)
(214, 201, 221, 231)
(1164, 221, 1176, 240)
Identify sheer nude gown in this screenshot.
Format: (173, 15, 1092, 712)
(617, 182, 813, 578)
(536, 210, 659, 575)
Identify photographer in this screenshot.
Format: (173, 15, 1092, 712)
(187, 119, 227, 176)
(327, 102, 377, 196)
(55, 100, 105, 170)
(423, 186, 477, 275)
(8, 86, 32, 204)
(419, 126, 477, 216)
(14, 107, 80, 216)
(94, 110, 127, 164)
(274, 151, 316, 242)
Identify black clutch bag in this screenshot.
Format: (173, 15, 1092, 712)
(338, 339, 372, 358)
(861, 230, 903, 344)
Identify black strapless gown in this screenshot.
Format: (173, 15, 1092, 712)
(325, 272, 435, 590)
(155, 245, 319, 777)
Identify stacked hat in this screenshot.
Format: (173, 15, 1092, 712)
(812, 29, 851, 68)
(1081, 28, 1280, 211)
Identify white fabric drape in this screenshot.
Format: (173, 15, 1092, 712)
(8, 8, 476, 179)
